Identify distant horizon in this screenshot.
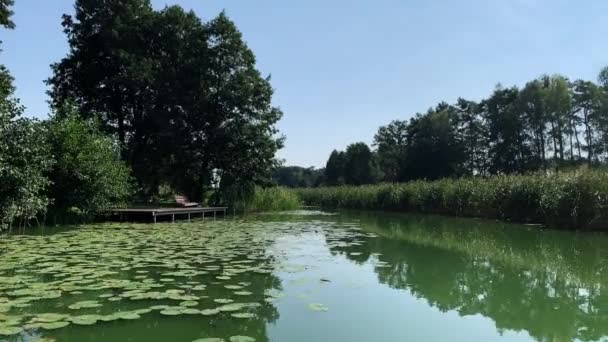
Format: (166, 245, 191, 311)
(3, 0, 608, 168)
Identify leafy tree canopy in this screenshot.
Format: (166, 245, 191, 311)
(48, 1, 283, 202)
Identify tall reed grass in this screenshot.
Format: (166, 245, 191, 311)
(236, 187, 301, 212)
(294, 170, 608, 229)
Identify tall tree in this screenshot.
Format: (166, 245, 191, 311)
(325, 150, 346, 186)
(374, 120, 408, 182)
(48, 3, 283, 201)
(572, 80, 602, 164)
(343, 142, 380, 185)
(403, 109, 465, 180)
(453, 98, 487, 175)
(544, 75, 572, 163)
(483, 85, 533, 174)
(518, 80, 548, 169)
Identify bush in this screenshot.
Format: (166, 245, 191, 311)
(293, 170, 608, 230)
(0, 116, 53, 230)
(45, 110, 133, 223)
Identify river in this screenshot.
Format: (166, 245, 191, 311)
(0, 210, 606, 341)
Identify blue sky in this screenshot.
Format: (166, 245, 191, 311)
(2, 0, 608, 167)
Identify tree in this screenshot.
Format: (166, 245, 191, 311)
(325, 150, 346, 186)
(45, 106, 132, 222)
(374, 120, 408, 182)
(544, 75, 572, 164)
(453, 98, 488, 175)
(483, 85, 534, 174)
(272, 166, 323, 188)
(403, 109, 465, 180)
(0, 0, 14, 29)
(0, 2, 53, 229)
(344, 143, 380, 185)
(48, 2, 283, 202)
(518, 80, 548, 169)
(572, 80, 602, 164)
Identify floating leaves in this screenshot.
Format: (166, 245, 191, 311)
(307, 303, 329, 312)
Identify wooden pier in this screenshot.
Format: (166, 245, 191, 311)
(112, 207, 228, 223)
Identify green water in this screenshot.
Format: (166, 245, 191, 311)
(0, 210, 607, 342)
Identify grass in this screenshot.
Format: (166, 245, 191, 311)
(293, 169, 608, 229)
(236, 186, 302, 212)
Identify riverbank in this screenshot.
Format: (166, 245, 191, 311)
(293, 170, 608, 230)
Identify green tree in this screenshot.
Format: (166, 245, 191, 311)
(572, 80, 602, 164)
(0, 0, 14, 29)
(325, 150, 346, 186)
(403, 109, 465, 180)
(453, 98, 488, 175)
(518, 80, 548, 169)
(272, 166, 323, 188)
(374, 120, 408, 182)
(0, 2, 53, 230)
(48, 2, 283, 203)
(344, 142, 380, 185)
(544, 75, 572, 164)
(483, 85, 533, 174)
(45, 106, 132, 222)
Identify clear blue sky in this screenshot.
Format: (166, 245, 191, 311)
(2, 0, 607, 167)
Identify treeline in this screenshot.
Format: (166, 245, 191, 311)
(320, 72, 608, 186)
(0, 1, 282, 229)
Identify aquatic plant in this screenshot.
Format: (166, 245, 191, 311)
(294, 170, 608, 229)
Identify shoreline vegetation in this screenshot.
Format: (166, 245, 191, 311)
(292, 169, 608, 230)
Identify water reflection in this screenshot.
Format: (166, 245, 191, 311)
(328, 212, 608, 342)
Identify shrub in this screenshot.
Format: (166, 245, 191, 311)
(45, 110, 133, 223)
(0, 116, 53, 230)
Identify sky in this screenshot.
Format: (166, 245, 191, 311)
(1, 0, 608, 168)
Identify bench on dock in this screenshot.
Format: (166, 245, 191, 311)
(112, 207, 228, 223)
(175, 195, 199, 207)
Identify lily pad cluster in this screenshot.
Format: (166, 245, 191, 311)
(0, 216, 373, 339)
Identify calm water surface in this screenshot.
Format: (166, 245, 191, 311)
(0, 210, 607, 342)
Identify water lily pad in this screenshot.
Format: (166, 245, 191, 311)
(40, 321, 70, 330)
(69, 315, 100, 325)
(192, 338, 224, 342)
(307, 303, 329, 312)
(180, 300, 198, 307)
(231, 312, 255, 319)
(0, 326, 23, 335)
(214, 298, 234, 304)
(229, 336, 255, 342)
(160, 309, 182, 316)
(200, 309, 220, 316)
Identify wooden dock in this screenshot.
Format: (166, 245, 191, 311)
(112, 207, 228, 223)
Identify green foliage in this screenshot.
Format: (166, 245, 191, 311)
(234, 187, 301, 212)
(324, 150, 346, 186)
(0, 115, 53, 230)
(324, 143, 380, 186)
(0, 0, 14, 29)
(272, 166, 323, 188)
(48, 2, 283, 200)
(294, 169, 608, 229)
(45, 107, 133, 222)
(0, 17, 53, 229)
(373, 120, 408, 182)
